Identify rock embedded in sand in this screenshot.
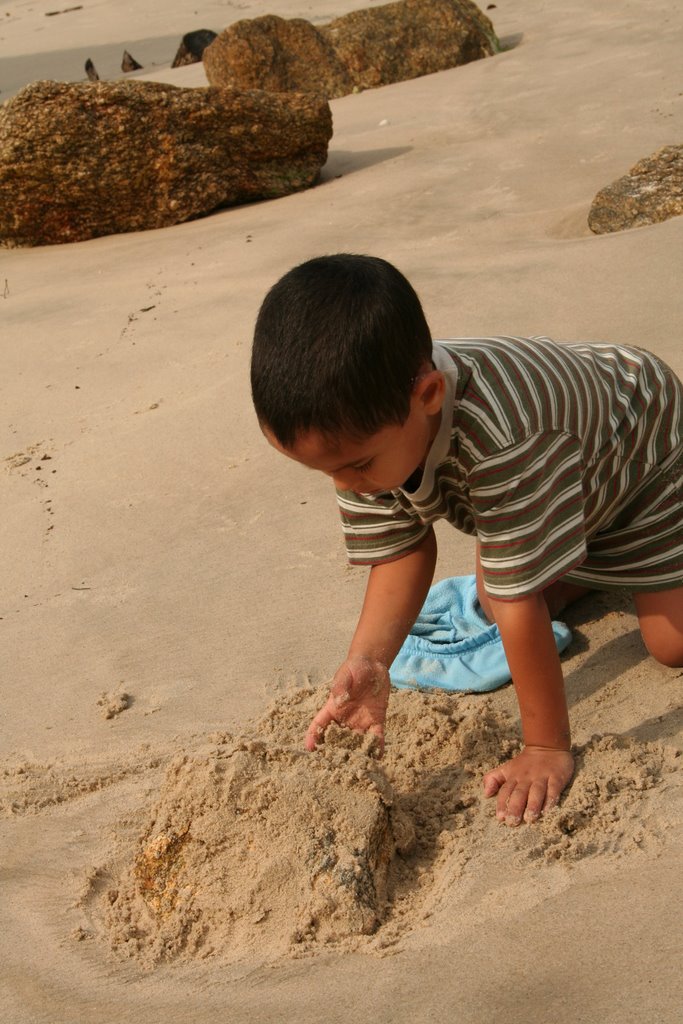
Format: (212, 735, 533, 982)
(203, 16, 353, 98)
(202, 0, 499, 99)
(322, 0, 500, 92)
(588, 144, 683, 234)
(84, 58, 99, 82)
(121, 50, 143, 73)
(0, 80, 332, 247)
(171, 29, 218, 69)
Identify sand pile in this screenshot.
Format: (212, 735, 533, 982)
(88, 686, 680, 967)
(104, 725, 400, 964)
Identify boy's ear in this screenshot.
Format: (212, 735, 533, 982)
(414, 370, 445, 414)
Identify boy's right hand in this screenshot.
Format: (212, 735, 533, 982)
(305, 656, 391, 754)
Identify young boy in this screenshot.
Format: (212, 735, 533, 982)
(250, 253, 683, 827)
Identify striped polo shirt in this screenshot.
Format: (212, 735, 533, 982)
(336, 337, 683, 599)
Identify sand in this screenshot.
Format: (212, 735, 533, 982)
(1, 1, 683, 1022)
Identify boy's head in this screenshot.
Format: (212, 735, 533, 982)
(251, 254, 444, 493)
(251, 254, 433, 445)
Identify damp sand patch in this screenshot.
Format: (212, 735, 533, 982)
(78, 688, 680, 966)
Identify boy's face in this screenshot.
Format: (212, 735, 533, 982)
(263, 369, 445, 495)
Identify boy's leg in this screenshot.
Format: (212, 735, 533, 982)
(542, 580, 592, 619)
(633, 586, 683, 667)
(475, 541, 589, 622)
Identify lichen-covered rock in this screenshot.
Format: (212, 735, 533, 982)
(203, 15, 353, 99)
(588, 144, 683, 234)
(171, 29, 218, 69)
(322, 0, 499, 91)
(0, 80, 332, 247)
(203, 0, 498, 99)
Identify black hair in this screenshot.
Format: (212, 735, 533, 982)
(250, 254, 433, 447)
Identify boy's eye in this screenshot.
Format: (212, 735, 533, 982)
(354, 460, 373, 473)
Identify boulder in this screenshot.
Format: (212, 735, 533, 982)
(171, 29, 218, 69)
(588, 144, 683, 234)
(202, 0, 498, 98)
(203, 15, 353, 99)
(0, 80, 332, 247)
(322, 0, 499, 91)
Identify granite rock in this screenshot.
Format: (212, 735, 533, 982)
(203, 0, 498, 99)
(322, 0, 499, 91)
(588, 144, 683, 234)
(203, 15, 353, 98)
(0, 80, 332, 247)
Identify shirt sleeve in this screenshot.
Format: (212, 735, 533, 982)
(469, 431, 588, 599)
(335, 488, 431, 566)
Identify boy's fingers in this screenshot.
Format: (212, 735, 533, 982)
(367, 723, 385, 756)
(503, 783, 530, 826)
(523, 780, 548, 823)
(304, 706, 335, 751)
(542, 777, 565, 813)
(482, 767, 506, 797)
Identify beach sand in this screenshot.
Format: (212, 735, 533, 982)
(1, 1, 682, 1021)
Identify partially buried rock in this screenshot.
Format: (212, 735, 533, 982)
(121, 50, 143, 72)
(321, 0, 500, 91)
(203, 15, 353, 98)
(105, 735, 398, 963)
(171, 28, 218, 68)
(0, 80, 332, 246)
(203, 0, 498, 98)
(588, 144, 683, 234)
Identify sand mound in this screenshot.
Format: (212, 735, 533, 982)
(88, 687, 680, 966)
(104, 726, 404, 964)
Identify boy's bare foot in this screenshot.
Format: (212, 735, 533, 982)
(482, 746, 575, 826)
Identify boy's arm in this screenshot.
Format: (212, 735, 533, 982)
(305, 527, 437, 752)
(482, 591, 574, 825)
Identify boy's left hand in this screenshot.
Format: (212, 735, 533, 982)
(482, 746, 574, 826)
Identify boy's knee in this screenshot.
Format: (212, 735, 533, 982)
(640, 627, 683, 668)
(643, 638, 683, 668)
(634, 589, 683, 668)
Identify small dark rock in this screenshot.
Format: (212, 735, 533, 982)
(85, 58, 99, 82)
(171, 29, 218, 68)
(121, 51, 143, 73)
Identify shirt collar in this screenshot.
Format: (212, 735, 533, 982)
(398, 343, 456, 498)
